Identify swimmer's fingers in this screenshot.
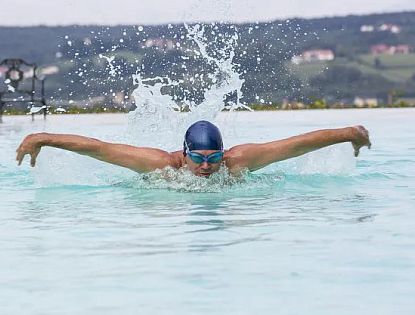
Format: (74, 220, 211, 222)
(360, 126, 372, 149)
(16, 138, 27, 165)
(30, 148, 40, 167)
(352, 125, 372, 157)
(353, 143, 360, 157)
(352, 141, 371, 157)
(16, 149, 39, 167)
(16, 152, 23, 165)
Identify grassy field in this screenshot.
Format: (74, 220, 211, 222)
(288, 53, 415, 83)
(357, 53, 415, 82)
(358, 54, 415, 68)
(286, 62, 328, 82)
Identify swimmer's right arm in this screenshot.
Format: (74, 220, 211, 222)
(16, 133, 179, 172)
(225, 126, 371, 173)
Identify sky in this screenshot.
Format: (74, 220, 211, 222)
(1, 0, 414, 26)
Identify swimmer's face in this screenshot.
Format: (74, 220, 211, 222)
(185, 150, 222, 177)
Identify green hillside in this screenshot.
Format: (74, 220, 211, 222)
(1, 11, 415, 106)
(288, 54, 415, 86)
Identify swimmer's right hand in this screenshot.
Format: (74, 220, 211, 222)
(351, 125, 372, 157)
(16, 133, 46, 167)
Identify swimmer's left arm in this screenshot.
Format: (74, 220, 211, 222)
(226, 126, 371, 172)
(15, 133, 179, 172)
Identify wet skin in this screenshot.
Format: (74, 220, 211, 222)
(16, 126, 372, 176)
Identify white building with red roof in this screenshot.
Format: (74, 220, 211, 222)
(291, 49, 335, 65)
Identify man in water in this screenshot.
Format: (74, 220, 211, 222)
(16, 120, 371, 177)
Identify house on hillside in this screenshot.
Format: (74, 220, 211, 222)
(144, 38, 176, 51)
(291, 49, 335, 65)
(370, 44, 389, 55)
(393, 45, 411, 54)
(378, 24, 401, 34)
(83, 37, 92, 46)
(370, 44, 411, 55)
(360, 25, 374, 32)
(354, 97, 378, 108)
(360, 23, 401, 34)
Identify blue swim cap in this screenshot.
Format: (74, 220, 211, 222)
(184, 120, 223, 154)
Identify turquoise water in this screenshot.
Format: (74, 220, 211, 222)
(1, 109, 414, 314)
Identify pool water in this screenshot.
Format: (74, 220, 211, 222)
(1, 109, 414, 314)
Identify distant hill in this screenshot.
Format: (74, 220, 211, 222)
(1, 11, 415, 107)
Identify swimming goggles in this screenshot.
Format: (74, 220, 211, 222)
(184, 141, 224, 164)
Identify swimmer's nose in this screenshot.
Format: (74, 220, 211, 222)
(200, 161, 210, 169)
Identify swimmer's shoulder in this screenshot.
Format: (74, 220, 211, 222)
(223, 147, 244, 163)
(169, 150, 186, 169)
(223, 148, 248, 175)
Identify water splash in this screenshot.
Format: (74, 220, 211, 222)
(120, 166, 285, 193)
(31, 23, 358, 190)
(99, 54, 117, 77)
(127, 23, 250, 150)
(34, 24, 255, 189)
(275, 143, 357, 176)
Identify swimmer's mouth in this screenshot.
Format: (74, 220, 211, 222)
(198, 172, 211, 177)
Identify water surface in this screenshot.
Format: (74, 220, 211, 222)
(1, 109, 414, 314)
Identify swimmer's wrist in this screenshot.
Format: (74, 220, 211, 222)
(36, 132, 52, 147)
(347, 127, 360, 142)
(337, 127, 356, 143)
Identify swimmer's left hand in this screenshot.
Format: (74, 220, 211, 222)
(351, 125, 372, 157)
(16, 133, 44, 167)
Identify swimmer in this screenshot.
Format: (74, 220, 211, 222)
(16, 120, 371, 177)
